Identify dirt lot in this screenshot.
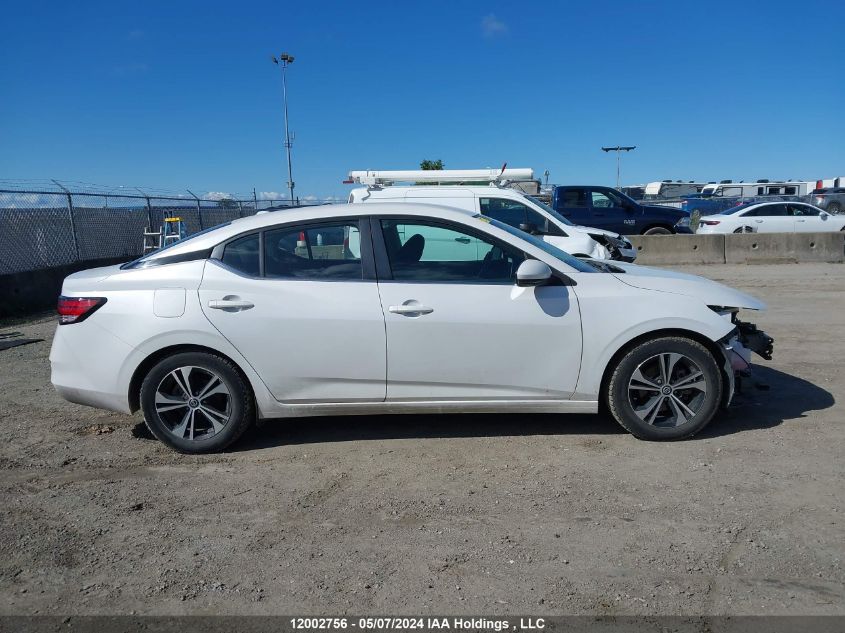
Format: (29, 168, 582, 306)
(0, 263, 843, 616)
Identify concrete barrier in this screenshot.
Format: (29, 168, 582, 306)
(628, 232, 844, 266)
(628, 234, 726, 265)
(724, 232, 845, 264)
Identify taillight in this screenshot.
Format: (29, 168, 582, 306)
(700, 220, 720, 226)
(57, 296, 107, 324)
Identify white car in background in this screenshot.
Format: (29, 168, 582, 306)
(51, 203, 773, 454)
(348, 185, 637, 262)
(697, 201, 845, 234)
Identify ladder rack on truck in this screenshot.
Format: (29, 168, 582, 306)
(345, 167, 535, 187)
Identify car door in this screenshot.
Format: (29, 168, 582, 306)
(554, 187, 592, 225)
(198, 219, 387, 403)
(372, 216, 583, 401)
(744, 204, 792, 233)
(788, 203, 824, 232)
(588, 189, 633, 233)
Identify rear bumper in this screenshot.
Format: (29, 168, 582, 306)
(49, 322, 134, 414)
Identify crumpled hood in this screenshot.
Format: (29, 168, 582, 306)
(573, 225, 627, 240)
(608, 262, 766, 310)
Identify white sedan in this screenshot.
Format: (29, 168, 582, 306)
(697, 201, 845, 234)
(50, 203, 774, 453)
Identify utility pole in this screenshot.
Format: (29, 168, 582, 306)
(601, 146, 636, 189)
(272, 53, 296, 204)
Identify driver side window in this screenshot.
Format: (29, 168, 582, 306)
(479, 198, 564, 237)
(379, 219, 525, 284)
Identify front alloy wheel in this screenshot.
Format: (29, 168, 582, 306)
(627, 353, 707, 427)
(606, 336, 722, 440)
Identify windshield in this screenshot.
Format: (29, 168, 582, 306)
(477, 215, 597, 273)
(121, 222, 231, 269)
(525, 196, 575, 226)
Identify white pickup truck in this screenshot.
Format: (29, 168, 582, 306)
(345, 169, 637, 262)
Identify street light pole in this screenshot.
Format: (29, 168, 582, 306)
(601, 146, 636, 189)
(272, 53, 296, 204)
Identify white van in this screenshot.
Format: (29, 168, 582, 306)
(699, 181, 814, 198)
(643, 181, 705, 200)
(347, 183, 637, 262)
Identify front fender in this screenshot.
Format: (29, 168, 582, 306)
(568, 273, 735, 399)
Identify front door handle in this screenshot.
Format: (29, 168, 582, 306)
(796, 219, 806, 222)
(388, 301, 434, 317)
(208, 298, 254, 311)
(454, 237, 471, 244)
(754, 219, 764, 223)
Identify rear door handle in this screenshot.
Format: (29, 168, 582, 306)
(208, 298, 254, 310)
(454, 237, 471, 244)
(389, 303, 434, 316)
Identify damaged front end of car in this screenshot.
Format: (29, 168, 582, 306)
(711, 307, 775, 405)
(588, 232, 637, 262)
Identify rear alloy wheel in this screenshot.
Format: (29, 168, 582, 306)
(141, 352, 254, 453)
(643, 226, 672, 235)
(606, 337, 722, 440)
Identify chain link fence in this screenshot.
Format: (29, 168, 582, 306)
(0, 189, 341, 275)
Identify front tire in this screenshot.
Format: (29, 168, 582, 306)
(643, 226, 672, 236)
(606, 337, 722, 440)
(140, 352, 255, 453)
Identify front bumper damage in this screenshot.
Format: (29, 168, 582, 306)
(587, 233, 637, 263)
(717, 314, 775, 406)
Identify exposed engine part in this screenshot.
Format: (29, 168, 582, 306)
(734, 318, 774, 360)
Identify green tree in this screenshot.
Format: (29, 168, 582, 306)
(420, 159, 444, 170)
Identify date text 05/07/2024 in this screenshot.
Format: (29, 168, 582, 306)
(289, 617, 546, 631)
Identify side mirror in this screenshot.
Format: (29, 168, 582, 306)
(820, 212, 829, 219)
(516, 260, 553, 287)
(519, 222, 539, 235)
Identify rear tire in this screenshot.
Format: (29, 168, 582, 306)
(606, 336, 722, 440)
(643, 226, 672, 236)
(140, 352, 255, 453)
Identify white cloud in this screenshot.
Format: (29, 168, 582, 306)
(481, 14, 507, 38)
(259, 191, 285, 200)
(204, 191, 235, 200)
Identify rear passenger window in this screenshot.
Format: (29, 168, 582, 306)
(221, 234, 260, 276)
(560, 189, 588, 207)
(263, 223, 362, 280)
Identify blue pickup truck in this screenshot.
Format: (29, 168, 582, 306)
(550, 185, 692, 235)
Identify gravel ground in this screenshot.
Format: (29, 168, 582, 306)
(0, 263, 842, 616)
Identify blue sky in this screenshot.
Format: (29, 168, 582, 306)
(1, 0, 842, 200)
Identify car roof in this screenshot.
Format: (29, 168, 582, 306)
(140, 202, 483, 260)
